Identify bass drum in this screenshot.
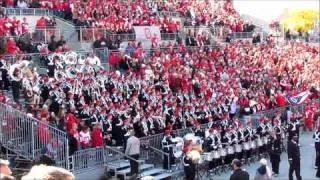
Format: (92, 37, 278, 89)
(256, 138, 263, 147)
(227, 146, 234, 154)
(202, 152, 213, 162)
(243, 142, 251, 150)
(220, 148, 227, 157)
(234, 144, 242, 153)
(212, 150, 220, 159)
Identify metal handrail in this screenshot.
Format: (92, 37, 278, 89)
(70, 147, 104, 173)
(148, 146, 170, 170)
(3, 8, 53, 16)
(105, 146, 141, 178)
(105, 146, 140, 164)
(0, 102, 69, 170)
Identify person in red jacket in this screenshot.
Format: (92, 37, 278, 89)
(275, 91, 286, 107)
(91, 123, 104, 147)
(6, 38, 17, 54)
(65, 109, 79, 133)
(304, 105, 314, 131)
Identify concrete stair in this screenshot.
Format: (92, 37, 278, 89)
(105, 158, 181, 180)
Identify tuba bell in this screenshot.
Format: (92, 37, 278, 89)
(65, 66, 78, 79)
(54, 70, 66, 82)
(64, 51, 78, 65)
(77, 54, 87, 65)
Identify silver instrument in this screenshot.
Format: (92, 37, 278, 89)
(172, 137, 184, 158)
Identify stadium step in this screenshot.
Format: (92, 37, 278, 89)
(105, 157, 182, 180)
(140, 168, 165, 177)
(117, 163, 154, 175)
(152, 170, 184, 180)
(105, 159, 145, 170)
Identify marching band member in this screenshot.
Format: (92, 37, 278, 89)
(288, 114, 300, 142)
(236, 123, 245, 161)
(256, 118, 268, 156)
(268, 130, 281, 177)
(0, 60, 10, 91)
(194, 121, 205, 139)
(243, 121, 255, 161)
(102, 114, 112, 146)
(208, 128, 222, 171)
(226, 126, 236, 165)
(162, 125, 175, 170)
(313, 125, 320, 169)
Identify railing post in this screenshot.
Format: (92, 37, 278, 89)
(44, 28, 47, 43)
(31, 121, 35, 159)
(93, 28, 95, 41)
(80, 28, 83, 43)
(66, 136, 70, 170)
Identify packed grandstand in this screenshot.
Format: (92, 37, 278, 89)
(0, 0, 319, 180)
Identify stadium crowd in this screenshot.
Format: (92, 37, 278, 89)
(0, 2, 319, 180)
(0, 37, 319, 157)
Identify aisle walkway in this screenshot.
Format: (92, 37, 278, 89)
(209, 132, 318, 180)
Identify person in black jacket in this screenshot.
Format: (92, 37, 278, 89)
(68, 133, 78, 156)
(313, 125, 320, 168)
(287, 135, 302, 180)
(268, 134, 281, 176)
(230, 159, 249, 180)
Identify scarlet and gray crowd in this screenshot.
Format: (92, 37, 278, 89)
(0, 38, 319, 154)
(1, 0, 254, 33)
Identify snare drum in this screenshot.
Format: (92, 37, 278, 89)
(251, 141, 256, 149)
(243, 142, 251, 150)
(227, 146, 234, 154)
(256, 138, 263, 147)
(220, 148, 227, 157)
(234, 144, 242, 153)
(212, 150, 220, 159)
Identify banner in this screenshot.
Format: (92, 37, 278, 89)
(286, 90, 311, 105)
(133, 26, 161, 41)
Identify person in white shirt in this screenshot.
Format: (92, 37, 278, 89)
(17, 0, 28, 8)
(125, 130, 140, 178)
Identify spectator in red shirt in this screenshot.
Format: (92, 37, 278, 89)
(36, 17, 47, 29)
(65, 109, 79, 133)
(91, 123, 104, 147)
(6, 0, 14, 7)
(6, 38, 17, 54)
(275, 91, 286, 107)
